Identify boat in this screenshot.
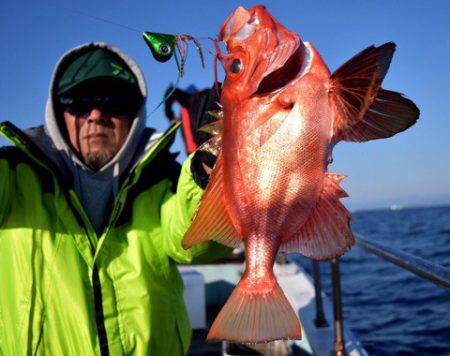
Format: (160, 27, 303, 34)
(390, 204, 404, 211)
(179, 251, 368, 355)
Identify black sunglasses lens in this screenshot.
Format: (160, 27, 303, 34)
(102, 100, 128, 117)
(60, 96, 138, 117)
(66, 102, 92, 117)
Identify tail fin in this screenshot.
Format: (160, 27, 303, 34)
(207, 277, 301, 343)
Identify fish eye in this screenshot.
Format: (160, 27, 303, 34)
(230, 59, 242, 74)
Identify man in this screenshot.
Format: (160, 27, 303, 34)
(0, 42, 229, 355)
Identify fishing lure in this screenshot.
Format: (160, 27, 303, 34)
(143, 32, 204, 71)
(143, 31, 206, 113)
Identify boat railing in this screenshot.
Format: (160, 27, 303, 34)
(310, 233, 450, 356)
(355, 235, 450, 289)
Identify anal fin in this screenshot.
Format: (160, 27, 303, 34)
(182, 154, 241, 249)
(280, 173, 355, 259)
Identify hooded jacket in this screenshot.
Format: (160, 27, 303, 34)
(29, 42, 156, 234)
(0, 43, 230, 355)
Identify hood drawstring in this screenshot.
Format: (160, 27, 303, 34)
(113, 163, 119, 196)
(71, 152, 82, 196)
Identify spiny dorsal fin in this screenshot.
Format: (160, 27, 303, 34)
(199, 116, 223, 136)
(197, 133, 222, 157)
(208, 109, 224, 120)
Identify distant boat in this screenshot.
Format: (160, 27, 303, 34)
(390, 204, 404, 211)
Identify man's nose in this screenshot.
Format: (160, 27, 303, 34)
(86, 108, 106, 123)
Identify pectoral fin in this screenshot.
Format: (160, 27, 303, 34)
(182, 154, 242, 249)
(329, 42, 419, 143)
(280, 173, 355, 259)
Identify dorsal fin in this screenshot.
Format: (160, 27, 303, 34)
(198, 116, 223, 136)
(196, 132, 222, 157)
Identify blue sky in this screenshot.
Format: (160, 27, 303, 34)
(0, 0, 449, 210)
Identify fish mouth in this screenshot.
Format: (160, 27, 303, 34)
(254, 44, 309, 96)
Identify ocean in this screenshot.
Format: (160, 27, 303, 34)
(296, 206, 450, 355)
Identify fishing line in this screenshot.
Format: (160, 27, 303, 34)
(47, 1, 221, 117)
(146, 44, 185, 117)
(46, 2, 142, 33)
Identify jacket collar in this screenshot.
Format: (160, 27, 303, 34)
(0, 120, 181, 191)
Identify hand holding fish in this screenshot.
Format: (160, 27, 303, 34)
(183, 5, 419, 343)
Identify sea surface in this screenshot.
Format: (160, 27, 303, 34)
(295, 206, 450, 355)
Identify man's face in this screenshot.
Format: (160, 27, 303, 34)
(60, 80, 140, 170)
(63, 108, 132, 170)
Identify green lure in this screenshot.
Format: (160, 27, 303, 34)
(142, 31, 206, 116)
(142, 32, 176, 63)
(143, 31, 205, 75)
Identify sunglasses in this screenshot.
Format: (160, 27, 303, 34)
(59, 95, 139, 117)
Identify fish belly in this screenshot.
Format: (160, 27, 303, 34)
(224, 86, 331, 242)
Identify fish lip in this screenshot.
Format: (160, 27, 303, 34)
(252, 43, 311, 97)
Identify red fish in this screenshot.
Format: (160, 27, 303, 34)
(183, 5, 419, 343)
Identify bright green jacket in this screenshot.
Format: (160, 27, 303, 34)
(0, 121, 229, 355)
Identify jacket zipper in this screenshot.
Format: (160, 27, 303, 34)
(92, 265, 110, 356)
(0, 123, 111, 354)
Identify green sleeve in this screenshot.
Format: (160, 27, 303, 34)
(0, 158, 13, 226)
(160, 154, 232, 264)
